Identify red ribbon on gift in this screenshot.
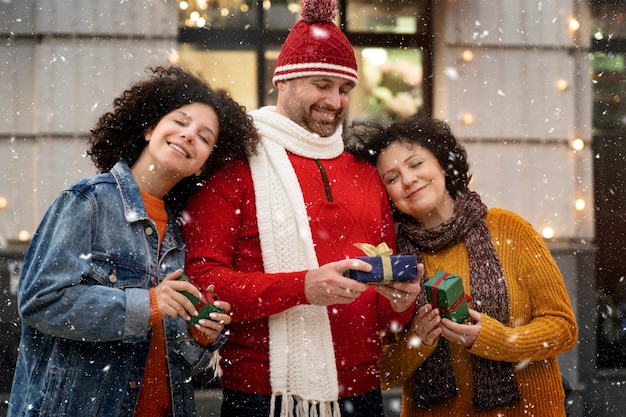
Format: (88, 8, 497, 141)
(442, 292, 472, 314)
(429, 272, 472, 313)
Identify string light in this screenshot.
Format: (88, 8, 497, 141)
(462, 50, 474, 62)
(568, 18, 580, 32)
(18, 230, 30, 242)
(462, 113, 474, 125)
(286, 1, 300, 13)
(571, 138, 585, 151)
(575, 199, 586, 211)
(542, 227, 555, 239)
(168, 50, 180, 65)
(179, 0, 248, 28)
(556, 79, 569, 91)
(0, 196, 7, 209)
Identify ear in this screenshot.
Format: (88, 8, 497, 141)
(195, 165, 205, 177)
(144, 128, 154, 142)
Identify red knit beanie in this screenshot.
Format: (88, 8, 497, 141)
(272, 0, 358, 86)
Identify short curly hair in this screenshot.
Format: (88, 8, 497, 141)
(87, 65, 259, 213)
(347, 117, 471, 199)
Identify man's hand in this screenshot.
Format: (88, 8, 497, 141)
(376, 263, 423, 312)
(304, 259, 370, 305)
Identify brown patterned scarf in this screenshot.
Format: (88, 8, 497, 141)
(396, 190, 521, 410)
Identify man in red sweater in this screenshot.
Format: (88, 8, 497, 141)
(183, 1, 420, 416)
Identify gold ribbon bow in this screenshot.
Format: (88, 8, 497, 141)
(354, 242, 394, 285)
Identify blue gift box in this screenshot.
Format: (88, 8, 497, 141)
(348, 255, 418, 285)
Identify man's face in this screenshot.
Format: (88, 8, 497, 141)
(275, 75, 355, 137)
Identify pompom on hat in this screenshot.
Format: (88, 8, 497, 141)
(272, 0, 358, 86)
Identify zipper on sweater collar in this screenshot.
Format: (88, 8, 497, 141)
(314, 159, 333, 202)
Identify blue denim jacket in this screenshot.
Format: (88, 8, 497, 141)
(8, 162, 213, 417)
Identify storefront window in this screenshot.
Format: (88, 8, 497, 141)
(177, 45, 259, 111)
(177, 0, 431, 123)
(346, 0, 425, 34)
(356, 47, 423, 122)
(590, 2, 626, 369)
(591, 2, 626, 40)
(178, 0, 257, 29)
(264, 0, 302, 30)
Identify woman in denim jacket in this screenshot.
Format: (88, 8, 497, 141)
(7, 66, 259, 417)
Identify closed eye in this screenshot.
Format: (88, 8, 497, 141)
(172, 115, 188, 126)
(382, 173, 399, 185)
(197, 133, 209, 144)
(197, 128, 216, 146)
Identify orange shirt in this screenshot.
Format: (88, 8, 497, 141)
(135, 191, 171, 417)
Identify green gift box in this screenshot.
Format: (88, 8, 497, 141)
(177, 273, 223, 325)
(424, 270, 470, 323)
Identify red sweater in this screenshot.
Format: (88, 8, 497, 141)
(184, 151, 414, 398)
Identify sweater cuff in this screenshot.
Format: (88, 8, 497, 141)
(468, 313, 506, 359)
(403, 326, 438, 357)
(189, 323, 216, 346)
(149, 288, 164, 326)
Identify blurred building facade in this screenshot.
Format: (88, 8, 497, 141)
(0, 0, 624, 415)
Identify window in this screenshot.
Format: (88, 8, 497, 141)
(590, 1, 626, 369)
(177, 0, 432, 123)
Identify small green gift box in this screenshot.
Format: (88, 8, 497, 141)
(424, 270, 470, 323)
(177, 273, 223, 325)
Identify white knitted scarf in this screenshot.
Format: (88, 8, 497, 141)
(248, 107, 342, 417)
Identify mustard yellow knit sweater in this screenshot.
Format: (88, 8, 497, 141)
(380, 208, 578, 417)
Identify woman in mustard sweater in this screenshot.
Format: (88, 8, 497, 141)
(350, 118, 578, 416)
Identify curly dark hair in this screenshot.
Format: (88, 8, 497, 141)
(346, 116, 471, 200)
(87, 65, 259, 214)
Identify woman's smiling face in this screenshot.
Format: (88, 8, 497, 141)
(145, 102, 218, 178)
(376, 140, 455, 229)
